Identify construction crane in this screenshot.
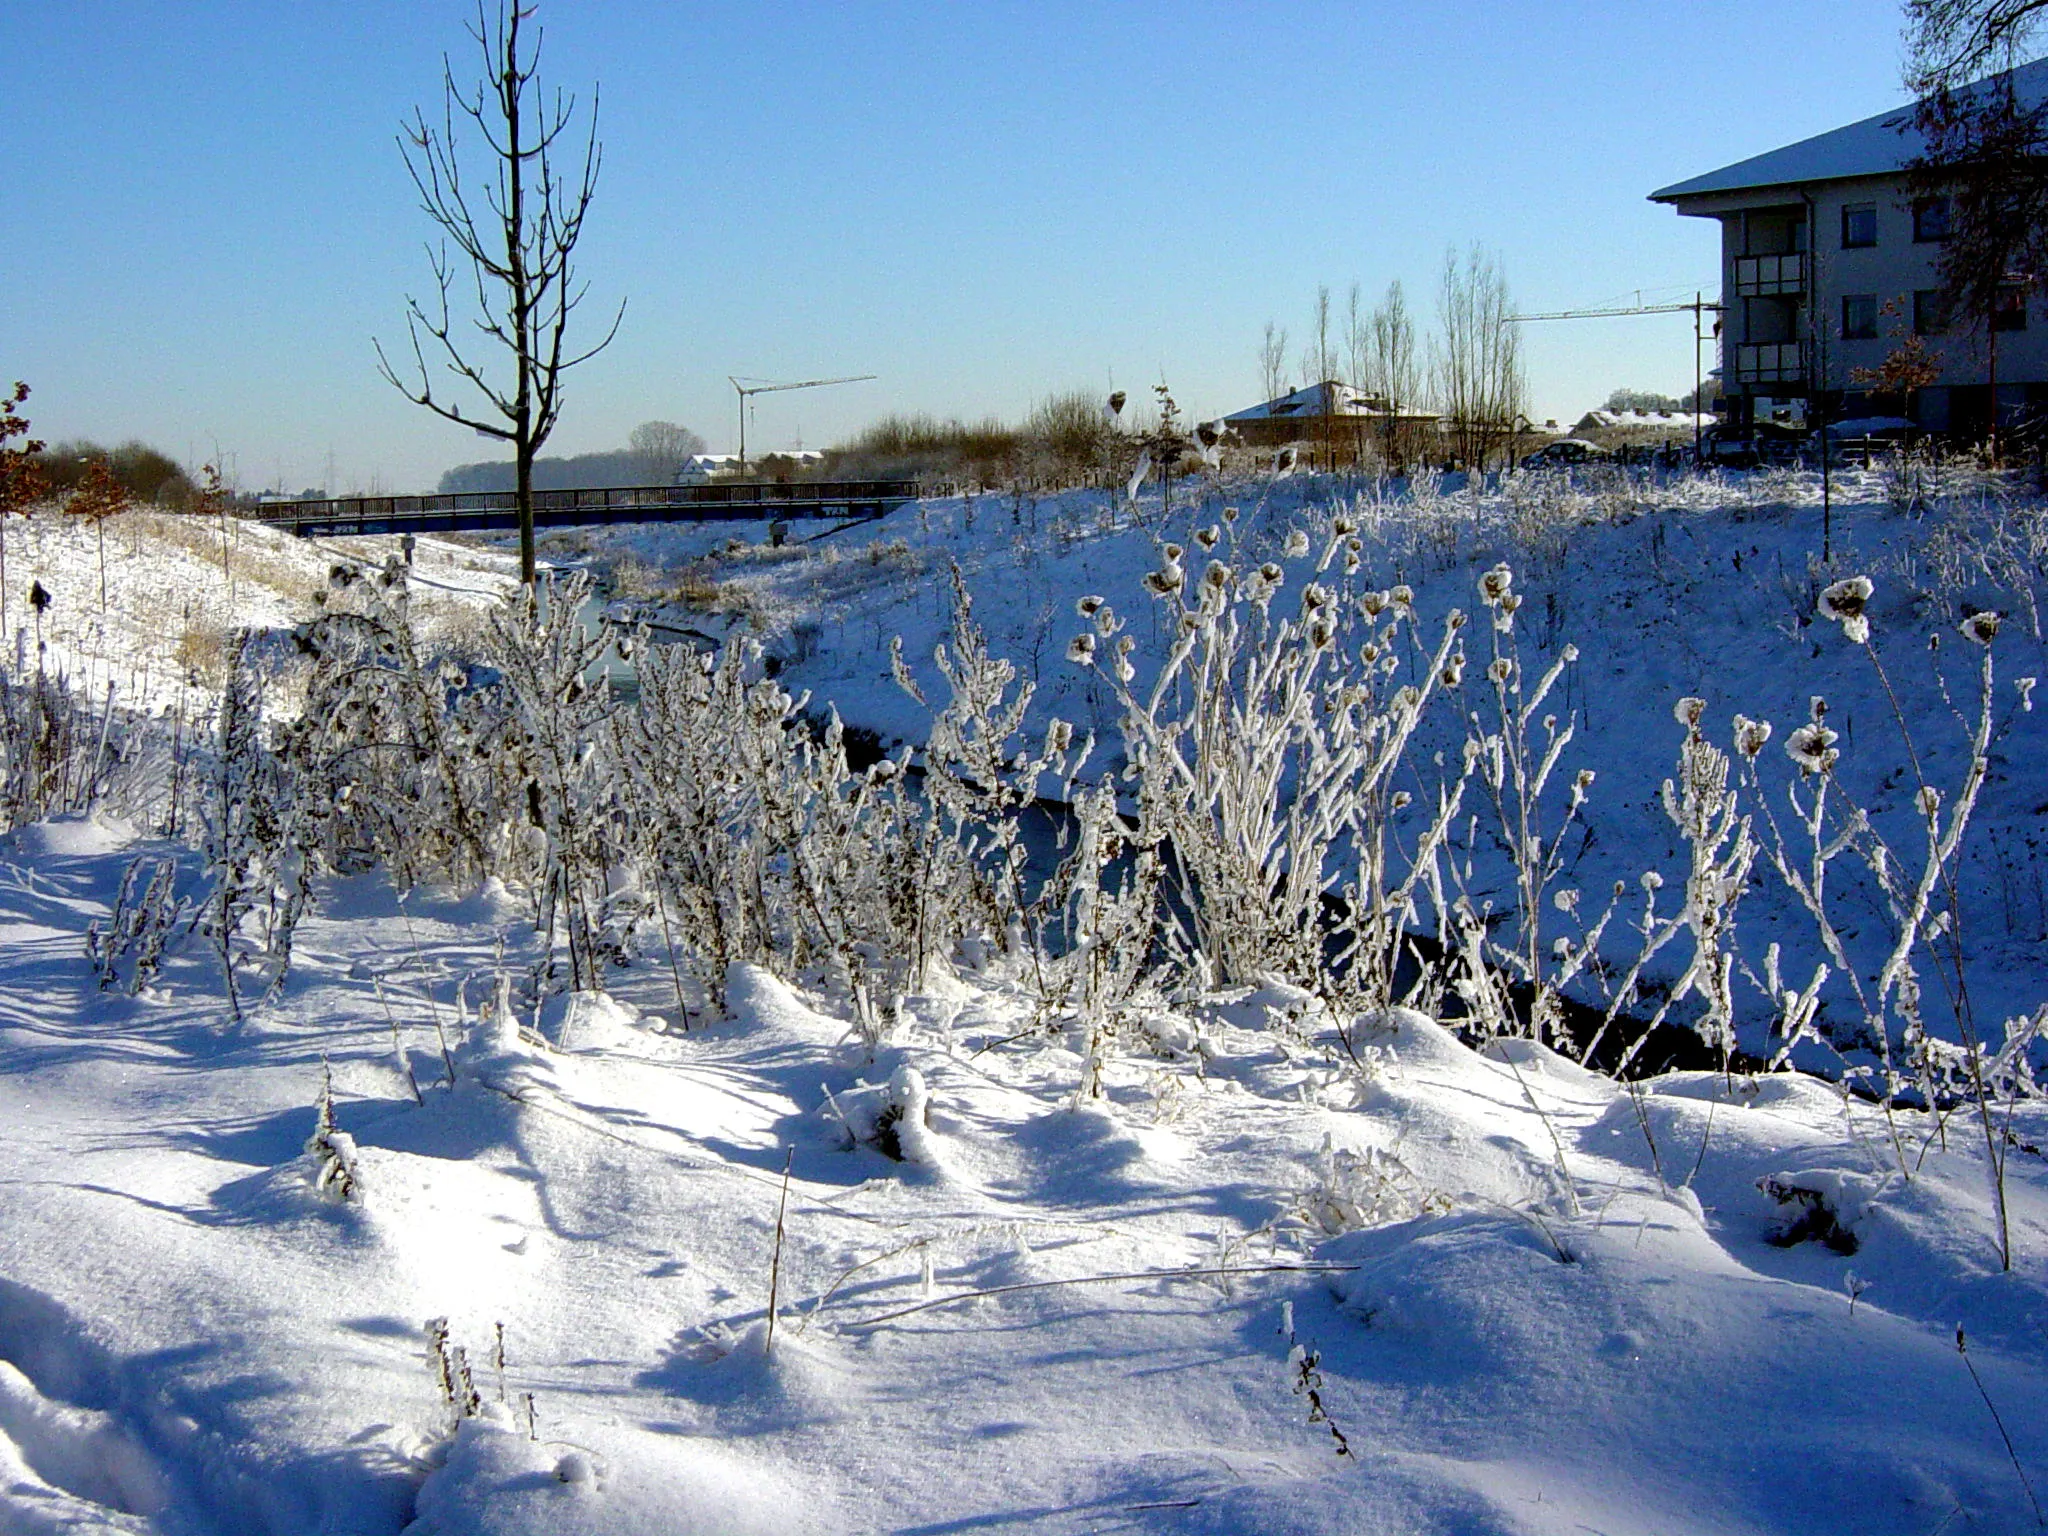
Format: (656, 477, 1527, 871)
(729, 374, 877, 472)
(1506, 294, 1724, 457)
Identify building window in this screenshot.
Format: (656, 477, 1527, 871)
(1914, 288, 1952, 335)
(1992, 283, 2028, 332)
(1913, 196, 1951, 242)
(1841, 294, 1879, 339)
(1842, 202, 1877, 248)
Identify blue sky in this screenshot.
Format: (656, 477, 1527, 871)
(8, 1, 1913, 492)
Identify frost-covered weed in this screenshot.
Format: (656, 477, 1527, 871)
(1070, 525, 1465, 1005)
(305, 1060, 359, 1202)
(86, 854, 183, 995)
(200, 632, 311, 1020)
(0, 662, 125, 830)
(1290, 1134, 1449, 1237)
(1444, 564, 1596, 1047)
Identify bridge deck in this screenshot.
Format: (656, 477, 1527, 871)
(246, 480, 917, 537)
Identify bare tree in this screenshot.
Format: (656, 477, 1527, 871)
(628, 420, 707, 483)
(1259, 321, 1291, 404)
(1367, 279, 1422, 472)
(1433, 245, 1524, 470)
(1905, 2, 2048, 340)
(1299, 285, 1340, 468)
(377, 2, 624, 586)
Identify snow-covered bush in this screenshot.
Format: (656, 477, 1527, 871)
(1071, 523, 1465, 1011)
(481, 574, 624, 991)
(286, 558, 511, 886)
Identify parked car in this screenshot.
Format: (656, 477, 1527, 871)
(1698, 422, 1805, 469)
(1519, 438, 1609, 469)
(1810, 416, 1919, 467)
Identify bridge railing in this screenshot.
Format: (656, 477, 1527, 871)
(245, 480, 919, 530)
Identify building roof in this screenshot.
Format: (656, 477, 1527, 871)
(1649, 57, 2048, 203)
(1224, 380, 1434, 423)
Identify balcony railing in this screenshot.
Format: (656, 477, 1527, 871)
(1735, 252, 1804, 297)
(1734, 341, 1805, 385)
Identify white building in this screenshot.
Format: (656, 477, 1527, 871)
(1652, 59, 2048, 439)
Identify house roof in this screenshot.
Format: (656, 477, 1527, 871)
(1649, 57, 2048, 203)
(1225, 380, 1433, 423)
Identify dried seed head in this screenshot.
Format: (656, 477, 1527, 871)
(2018, 676, 2037, 712)
(1164, 542, 1184, 561)
(1478, 564, 1514, 606)
(1673, 696, 1707, 729)
(1301, 582, 1330, 611)
(1332, 514, 1357, 536)
(1441, 655, 1465, 687)
(1732, 715, 1773, 757)
(1195, 524, 1221, 550)
(1390, 584, 1414, 609)
(1284, 529, 1311, 559)
(1561, 642, 1580, 663)
(1223, 504, 1239, 523)
(1786, 721, 1840, 775)
(1076, 594, 1105, 617)
(1203, 560, 1231, 590)
(1390, 790, 1412, 811)
(1819, 576, 1874, 644)
(1916, 784, 1941, 818)
(1960, 610, 2001, 645)
(1094, 606, 1118, 637)
(1487, 657, 1513, 684)
(1066, 633, 1097, 664)
(1360, 589, 1387, 617)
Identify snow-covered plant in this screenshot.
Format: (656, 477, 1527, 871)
(0, 663, 123, 830)
(894, 566, 1078, 980)
(1737, 576, 2034, 1270)
(427, 1318, 483, 1424)
(86, 854, 183, 995)
(615, 638, 766, 1012)
(305, 1059, 359, 1202)
(1579, 702, 1758, 1072)
(482, 575, 623, 991)
(1072, 528, 1464, 1001)
(1290, 1134, 1449, 1237)
(896, 566, 1090, 1002)
(286, 557, 506, 886)
(199, 632, 310, 1021)
(1445, 563, 1596, 1047)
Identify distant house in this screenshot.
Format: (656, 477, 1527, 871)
(676, 450, 825, 483)
(1223, 381, 1438, 465)
(1651, 59, 2048, 440)
(1570, 409, 1703, 437)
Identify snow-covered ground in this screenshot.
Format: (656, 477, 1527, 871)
(0, 471, 2041, 1534)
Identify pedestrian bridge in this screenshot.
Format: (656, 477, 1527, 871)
(246, 480, 917, 537)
